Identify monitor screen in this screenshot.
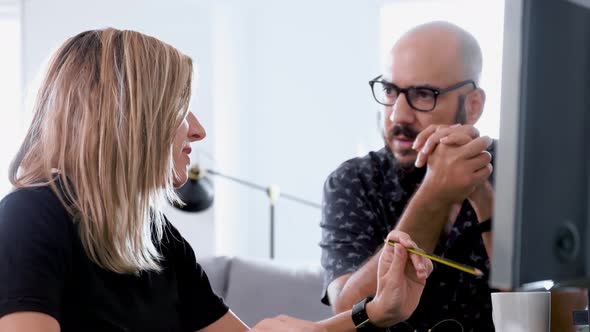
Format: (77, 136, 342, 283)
(491, 0, 590, 290)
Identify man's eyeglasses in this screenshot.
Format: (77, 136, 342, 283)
(368, 75, 476, 112)
(388, 318, 464, 332)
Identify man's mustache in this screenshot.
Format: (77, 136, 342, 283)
(391, 125, 419, 140)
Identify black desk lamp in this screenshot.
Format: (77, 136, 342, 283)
(174, 165, 321, 259)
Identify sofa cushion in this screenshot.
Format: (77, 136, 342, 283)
(224, 257, 333, 326)
(198, 256, 231, 298)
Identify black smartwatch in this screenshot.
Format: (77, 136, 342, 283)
(476, 218, 492, 233)
(352, 296, 378, 331)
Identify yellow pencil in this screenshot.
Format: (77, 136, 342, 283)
(386, 240, 484, 277)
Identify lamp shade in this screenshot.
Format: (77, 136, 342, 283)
(174, 166, 214, 212)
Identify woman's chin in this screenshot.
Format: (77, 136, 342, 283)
(172, 169, 188, 188)
(172, 161, 190, 188)
(173, 177, 187, 189)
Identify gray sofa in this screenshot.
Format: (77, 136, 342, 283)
(199, 256, 333, 327)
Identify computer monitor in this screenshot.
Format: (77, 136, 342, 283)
(491, 0, 590, 290)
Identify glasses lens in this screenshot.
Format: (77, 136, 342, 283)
(408, 87, 436, 111)
(372, 81, 398, 106)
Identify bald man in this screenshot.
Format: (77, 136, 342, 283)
(319, 21, 496, 331)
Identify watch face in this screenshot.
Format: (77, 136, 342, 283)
(352, 296, 374, 329)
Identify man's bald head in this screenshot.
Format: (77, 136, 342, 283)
(390, 21, 483, 84)
(381, 21, 487, 164)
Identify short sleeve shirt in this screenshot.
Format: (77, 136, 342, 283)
(320, 145, 496, 332)
(0, 184, 228, 331)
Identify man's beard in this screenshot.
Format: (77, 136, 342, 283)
(454, 95, 467, 124)
(384, 95, 467, 186)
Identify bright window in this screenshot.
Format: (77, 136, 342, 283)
(380, 0, 505, 138)
(0, 4, 22, 197)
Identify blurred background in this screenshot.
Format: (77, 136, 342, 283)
(0, 0, 504, 264)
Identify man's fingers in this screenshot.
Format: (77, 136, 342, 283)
(412, 125, 445, 151)
(419, 128, 455, 156)
(412, 125, 438, 151)
(408, 251, 428, 279)
(388, 243, 409, 277)
(415, 151, 426, 168)
(466, 151, 492, 172)
(457, 124, 480, 139)
(386, 230, 417, 249)
(424, 255, 434, 275)
(421, 124, 480, 154)
(460, 136, 493, 159)
(414, 124, 479, 151)
(472, 163, 494, 183)
(414, 124, 480, 168)
(440, 133, 473, 146)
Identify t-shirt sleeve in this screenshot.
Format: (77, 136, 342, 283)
(319, 162, 384, 305)
(0, 188, 71, 322)
(168, 223, 229, 331)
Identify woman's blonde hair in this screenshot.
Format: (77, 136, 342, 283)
(9, 28, 193, 273)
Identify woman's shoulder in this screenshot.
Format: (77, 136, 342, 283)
(1, 184, 69, 213)
(0, 185, 75, 240)
(3, 183, 59, 201)
(160, 217, 190, 251)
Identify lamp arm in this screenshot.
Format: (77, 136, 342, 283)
(206, 169, 267, 192)
(279, 192, 322, 209)
(206, 169, 321, 209)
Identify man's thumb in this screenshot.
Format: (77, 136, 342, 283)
(389, 243, 408, 277)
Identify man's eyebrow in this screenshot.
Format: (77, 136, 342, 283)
(414, 84, 438, 89)
(378, 76, 439, 89)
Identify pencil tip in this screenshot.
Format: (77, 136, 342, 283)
(475, 269, 484, 277)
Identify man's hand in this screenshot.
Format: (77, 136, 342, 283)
(415, 128, 495, 221)
(251, 315, 327, 332)
(414, 129, 496, 260)
(413, 124, 480, 168)
(420, 136, 493, 205)
(366, 230, 433, 327)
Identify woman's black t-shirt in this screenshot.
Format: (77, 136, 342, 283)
(0, 185, 228, 331)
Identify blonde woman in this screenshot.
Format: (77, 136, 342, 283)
(0, 28, 432, 332)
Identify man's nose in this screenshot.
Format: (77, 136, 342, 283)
(390, 93, 415, 124)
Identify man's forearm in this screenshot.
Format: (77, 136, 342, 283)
(331, 253, 380, 314)
(332, 187, 451, 313)
(395, 187, 452, 252)
(469, 181, 494, 258)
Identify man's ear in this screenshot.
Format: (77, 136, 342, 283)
(465, 89, 486, 125)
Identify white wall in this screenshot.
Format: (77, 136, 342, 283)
(0, 0, 22, 198)
(210, 0, 382, 262)
(380, 0, 504, 138)
(21, 0, 383, 263)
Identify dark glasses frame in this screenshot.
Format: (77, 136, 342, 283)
(368, 75, 477, 112)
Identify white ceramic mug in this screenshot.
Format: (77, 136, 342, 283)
(492, 291, 551, 332)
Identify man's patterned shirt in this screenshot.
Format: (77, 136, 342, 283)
(320, 145, 496, 332)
